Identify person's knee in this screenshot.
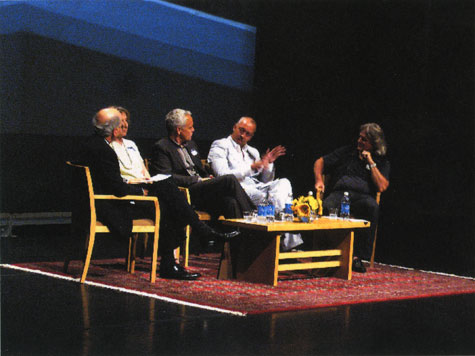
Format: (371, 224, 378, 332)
(248, 189, 266, 205)
(353, 197, 379, 221)
(219, 174, 240, 188)
(360, 197, 378, 213)
(276, 178, 292, 192)
(323, 192, 342, 210)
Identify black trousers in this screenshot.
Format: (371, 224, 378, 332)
(96, 178, 209, 264)
(189, 174, 255, 219)
(323, 190, 379, 260)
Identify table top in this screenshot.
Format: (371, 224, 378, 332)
(222, 216, 370, 232)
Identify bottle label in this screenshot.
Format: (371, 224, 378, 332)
(284, 203, 293, 214)
(258, 204, 267, 216)
(266, 204, 275, 217)
(341, 203, 350, 216)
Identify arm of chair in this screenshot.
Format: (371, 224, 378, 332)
(94, 195, 158, 202)
(94, 195, 160, 222)
(177, 187, 192, 205)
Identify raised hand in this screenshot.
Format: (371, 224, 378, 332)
(263, 145, 286, 164)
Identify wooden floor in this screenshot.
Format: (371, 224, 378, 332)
(1, 226, 474, 355)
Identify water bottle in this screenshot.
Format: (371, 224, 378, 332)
(266, 196, 275, 223)
(284, 193, 293, 221)
(257, 198, 267, 222)
(340, 192, 350, 219)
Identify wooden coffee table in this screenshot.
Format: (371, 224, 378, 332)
(219, 217, 370, 286)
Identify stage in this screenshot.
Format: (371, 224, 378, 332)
(1, 226, 474, 355)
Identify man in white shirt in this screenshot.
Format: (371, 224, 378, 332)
(208, 117, 303, 250)
(109, 107, 150, 183)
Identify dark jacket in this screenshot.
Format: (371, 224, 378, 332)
(75, 134, 144, 240)
(150, 137, 208, 187)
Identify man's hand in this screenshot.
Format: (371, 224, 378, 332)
(313, 157, 325, 193)
(262, 145, 286, 164)
(315, 179, 325, 193)
(359, 150, 375, 165)
(251, 160, 267, 171)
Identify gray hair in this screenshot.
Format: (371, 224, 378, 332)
(165, 108, 192, 134)
(92, 113, 121, 137)
(360, 123, 387, 156)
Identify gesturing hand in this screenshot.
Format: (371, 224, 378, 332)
(263, 145, 286, 164)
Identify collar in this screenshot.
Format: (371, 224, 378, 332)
(170, 137, 188, 148)
(228, 135, 247, 152)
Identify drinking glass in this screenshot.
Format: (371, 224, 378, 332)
(329, 208, 338, 219)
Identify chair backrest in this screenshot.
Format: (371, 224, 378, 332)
(66, 161, 97, 231)
(201, 159, 215, 176)
(144, 158, 150, 171)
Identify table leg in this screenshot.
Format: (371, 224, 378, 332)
(217, 241, 233, 280)
(333, 230, 354, 280)
(234, 232, 281, 286)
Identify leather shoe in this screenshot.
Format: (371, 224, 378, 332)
(208, 229, 240, 242)
(174, 263, 202, 278)
(160, 264, 201, 280)
(352, 257, 367, 273)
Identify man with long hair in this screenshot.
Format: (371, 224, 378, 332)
(314, 123, 390, 272)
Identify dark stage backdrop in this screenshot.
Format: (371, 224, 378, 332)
(249, 0, 474, 275)
(1, 0, 473, 275)
(171, 0, 474, 275)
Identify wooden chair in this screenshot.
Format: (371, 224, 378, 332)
(65, 162, 160, 283)
(320, 175, 381, 268)
(370, 192, 381, 268)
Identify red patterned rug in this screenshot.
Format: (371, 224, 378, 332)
(2, 254, 475, 316)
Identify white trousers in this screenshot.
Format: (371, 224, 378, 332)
(242, 177, 291, 210)
(242, 177, 303, 251)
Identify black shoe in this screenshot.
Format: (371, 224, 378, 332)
(174, 263, 202, 278)
(353, 257, 367, 273)
(160, 264, 201, 280)
(208, 229, 240, 242)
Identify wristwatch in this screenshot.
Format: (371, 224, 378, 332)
(366, 163, 377, 170)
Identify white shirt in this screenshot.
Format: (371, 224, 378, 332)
(110, 139, 147, 181)
(208, 136, 274, 184)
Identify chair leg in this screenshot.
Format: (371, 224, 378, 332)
(184, 225, 190, 268)
(175, 225, 191, 267)
(141, 233, 149, 258)
(370, 225, 379, 268)
(80, 232, 95, 283)
(150, 229, 159, 283)
(127, 234, 138, 274)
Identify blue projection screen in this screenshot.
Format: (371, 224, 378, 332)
(0, 0, 256, 91)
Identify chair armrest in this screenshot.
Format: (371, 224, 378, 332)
(94, 195, 160, 222)
(94, 195, 158, 202)
(178, 187, 192, 204)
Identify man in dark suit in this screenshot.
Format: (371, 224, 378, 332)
(78, 107, 238, 280)
(150, 108, 254, 219)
